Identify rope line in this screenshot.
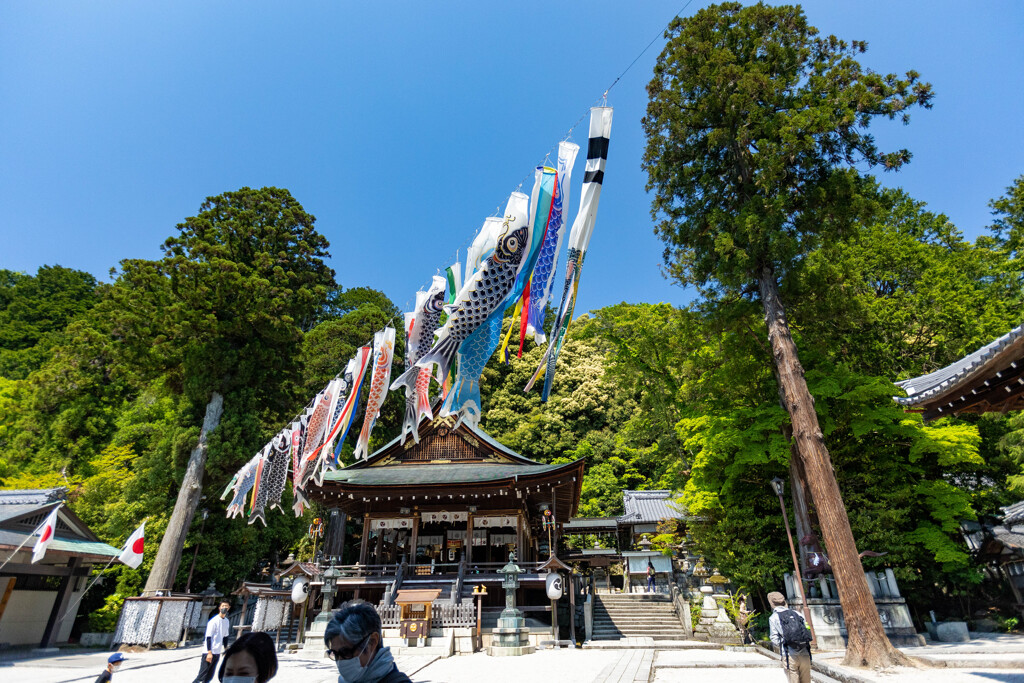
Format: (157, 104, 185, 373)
(442, 0, 698, 279)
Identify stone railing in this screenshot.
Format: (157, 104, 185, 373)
(667, 578, 694, 637)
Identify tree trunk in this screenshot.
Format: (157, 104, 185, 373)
(787, 433, 813, 573)
(144, 392, 224, 594)
(758, 265, 909, 668)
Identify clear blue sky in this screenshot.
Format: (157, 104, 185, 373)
(2, 1, 1022, 317)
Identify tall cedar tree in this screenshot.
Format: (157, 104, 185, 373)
(642, 3, 932, 667)
(115, 187, 334, 593)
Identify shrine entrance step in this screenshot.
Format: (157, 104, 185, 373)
(591, 594, 688, 641)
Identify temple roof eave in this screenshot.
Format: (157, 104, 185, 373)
(321, 460, 584, 489)
(894, 322, 1024, 416)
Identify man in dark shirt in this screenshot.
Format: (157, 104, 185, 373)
(94, 652, 125, 683)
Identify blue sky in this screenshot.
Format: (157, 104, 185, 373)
(2, 1, 1022, 317)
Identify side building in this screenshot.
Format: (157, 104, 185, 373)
(0, 488, 121, 648)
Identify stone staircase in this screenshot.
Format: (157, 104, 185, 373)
(591, 593, 687, 641)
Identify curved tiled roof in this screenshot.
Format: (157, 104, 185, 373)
(324, 461, 576, 487)
(618, 490, 686, 523)
(894, 322, 1024, 407)
(0, 487, 67, 505)
(1003, 500, 1024, 527)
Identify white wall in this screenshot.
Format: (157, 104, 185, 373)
(0, 590, 57, 646)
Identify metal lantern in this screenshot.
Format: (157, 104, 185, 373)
(770, 476, 785, 497)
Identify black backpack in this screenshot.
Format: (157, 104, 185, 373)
(779, 609, 812, 654)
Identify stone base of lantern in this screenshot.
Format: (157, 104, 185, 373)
(487, 607, 535, 656)
(302, 609, 334, 652)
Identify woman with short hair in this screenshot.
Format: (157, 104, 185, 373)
(218, 632, 278, 683)
(324, 600, 410, 683)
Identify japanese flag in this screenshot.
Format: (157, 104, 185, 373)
(32, 505, 61, 564)
(118, 522, 145, 569)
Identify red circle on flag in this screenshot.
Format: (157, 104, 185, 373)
(132, 537, 144, 554)
(40, 526, 52, 543)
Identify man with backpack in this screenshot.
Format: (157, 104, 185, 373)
(767, 591, 812, 682)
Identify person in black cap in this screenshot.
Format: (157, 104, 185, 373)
(94, 652, 125, 683)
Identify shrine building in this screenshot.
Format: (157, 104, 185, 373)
(307, 413, 585, 608)
(896, 321, 1024, 617)
(0, 488, 121, 648)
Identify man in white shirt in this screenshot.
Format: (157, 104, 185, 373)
(767, 591, 811, 683)
(192, 600, 232, 683)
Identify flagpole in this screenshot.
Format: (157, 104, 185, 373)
(0, 503, 62, 573)
(54, 516, 149, 627)
(55, 554, 118, 627)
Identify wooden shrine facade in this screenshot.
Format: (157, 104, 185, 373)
(306, 414, 584, 601)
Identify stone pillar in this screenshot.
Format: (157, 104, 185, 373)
(884, 569, 900, 598)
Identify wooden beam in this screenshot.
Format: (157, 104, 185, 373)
(41, 557, 82, 647)
(925, 369, 1024, 419)
(359, 515, 370, 565)
(0, 562, 91, 578)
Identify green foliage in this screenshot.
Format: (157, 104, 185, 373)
(88, 593, 125, 633)
(788, 188, 1022, 379)
(690, 599, 702, 630)
(988, 174, 1024, 269)
(0, 266, 99, 379)
(643, 1, 932, 295)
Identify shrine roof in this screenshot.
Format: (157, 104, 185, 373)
(320, 414, 584, 488)
(894, 322, 1024, 418)
(1003, 500, 1024, 527)
(618, 490, 686, 524)
(323, 460, 577, 488)
(0, 492, 117, 561)
(992, 525, 1024, 552)
(563, 517, 618, 531)
(0, 488, 67, 506)
(0, 528, 120, 560)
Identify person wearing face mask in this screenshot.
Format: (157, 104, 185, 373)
(217, 632, 278, 683)
(94, 652, 125, 682)
(324, 600, 411, 683)
(193, 600, 233, 683)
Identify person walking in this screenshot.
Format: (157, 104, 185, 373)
(193, 600, 233, 683)
(93, 652, 125, 682)
(646, 560, 656, 593)
(324, 600, 411, 683)
(767, 591, 812, 683)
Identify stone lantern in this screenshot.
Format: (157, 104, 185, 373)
(198, 581, 223, 625)
(488, 553, 534, 656)
(308, 565, 341, 655)
(322, 565, 340, 612)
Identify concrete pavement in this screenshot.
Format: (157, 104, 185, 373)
(4, 634, 1024, 683)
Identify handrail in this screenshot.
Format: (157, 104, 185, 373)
(386, 560, 407, 605)
(452, 556, 466, 604)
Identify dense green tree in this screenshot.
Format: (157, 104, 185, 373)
(0, 266, 99, 379)
(301, 286, 405, 460)
(790, 188, 1021, 379)
(106, 187, 335, 593)
(988, 174, 1024, 268)
(643, 2, 933, 665)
